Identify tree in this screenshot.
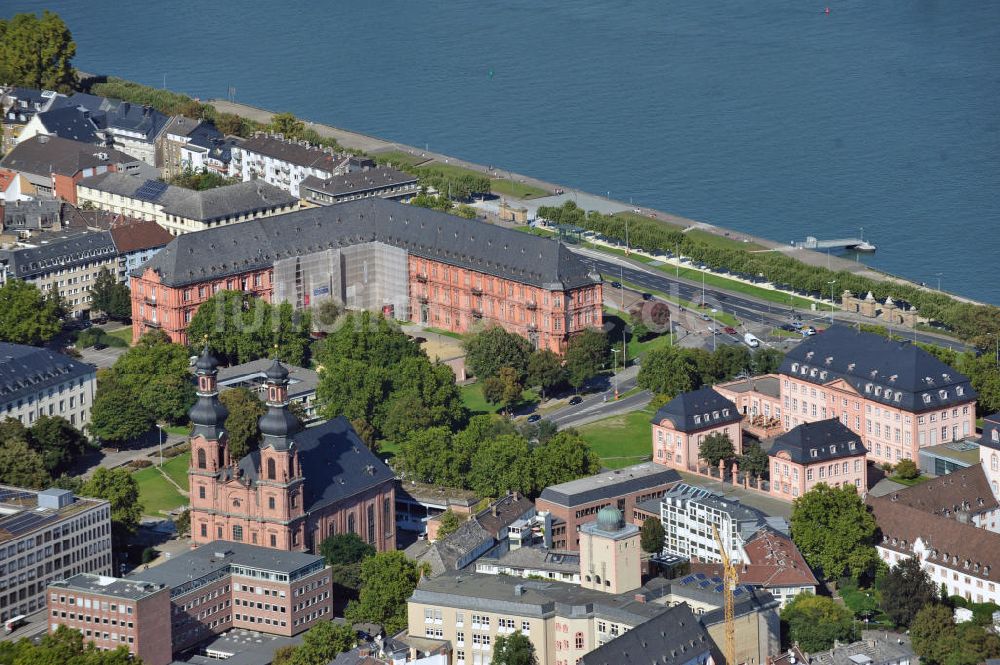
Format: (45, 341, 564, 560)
(564, 329, 608, 391)
(320, 533, 376, 566)
(28, 415, 90, 475)
(81, 467, 143, 550)
(497, 366, 525, 412)
(790, 484, 879, 581)
(395, 427, 461, 487)
(89, 371, 151, 445)
(188, 292, 312, 366)
(273, 645, 297, 665)
(288, 621, 355, 665)
(877, 557, 937, 627)
(0, 437, 50, 489)
(637, 347, 701, 397)
(269, 112, 305, 138)
(436, 510, 463, 539)
(531, 431, 601, 491)
(167, 167, 238, 191)
(893, 458, 919, 481)
(219, 388, 266, 460)
(526, 350, 566, 399)
(0, 280, 62, 345)
(467, 434, 534, 497)
(0, 11, 76, 91)
(464, 327, 533, 381)
(0, 625, 137, 665)
(780, 593, 854, 653)
(752, 347, 785, 374)
(491, 631, 538, 665)
(640, 516, 665, 554)
(345, 551, 426, 635)
(698, 432, 735, 468)
(911, 604, 960, 665)
(174, 509, 190, 536)
(89, 268, 131, 320)
(314, 299, 341, 327)
(739, 442, 769, 479)
(482, 376, 506, 409)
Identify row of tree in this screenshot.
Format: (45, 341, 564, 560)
(394, 415, 601, 498)
(637, 343, 784, 400)
(538, 200, 1000, 347)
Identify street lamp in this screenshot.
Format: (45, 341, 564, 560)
(827, 280, 837, 322)
(936, 272, 943, 292)
(611, 348, 620, 400)
(156, 423, 164, 468)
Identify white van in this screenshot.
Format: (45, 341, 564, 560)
(744, 333, 761, 348)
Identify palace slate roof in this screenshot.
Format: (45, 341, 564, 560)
(235, 416, 393, 514)
(780, 325, 975, 412)
(579, 603, 712, 665)
(768, 418, 866, 464)
(1, 230, 116, 279)
(32, 105, 101, 143)
(982, 412, 1000, 451)
(135, 197, 603, 291)
(0, 343, 95, 406)
(650, 386, 741, 433)
(0, 135, 137, 177)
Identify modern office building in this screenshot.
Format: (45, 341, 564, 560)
(0, 486, 111, 624)
(47, 542, 332, 665)
(535, 463, 680, 550)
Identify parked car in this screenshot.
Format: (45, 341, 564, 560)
(780, 324, 796, 332)
(723, 326, 737, 335)
(568, 396, 583, 406)
(744, 333, 761, 348)
(700, 313, 711, 321)
(92, 342, 108, 350)
(526, 414, 542, 423)
(610, 281, 622, 289)
(790, 321, 803, 330)
(641, 293, 653, 301)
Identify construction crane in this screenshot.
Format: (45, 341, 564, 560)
(712, 524, 738, 665)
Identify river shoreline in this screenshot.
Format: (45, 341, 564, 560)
(206, 99, 983, 309)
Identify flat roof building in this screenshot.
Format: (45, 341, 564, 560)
(535, 463, 681, 550)
(46, 542, 332, 665)
(217, 358, 320, 422)
(0, 486, 111, 623)
(300, 168, 419, 206)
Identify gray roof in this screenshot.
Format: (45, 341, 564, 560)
(0, 135, 138, 177)
(232, 416, 394, 514)
(301, 167, 418, 198)
(641, 575, 779, 626)
(410, 571, 669, 625)
(79, 171, 297, 223)
(217, 359, 318, 400)
(479, 544, 581, 575)
(50, 573, 166, 601)
(126, 541, 324, 592)
(170, 629, 306, 665)
(718, 374, 780, 398)
(0, 230, 116, 280)
(538, 462, 680, 508)
(136, 198, 602, 291)
(580, 603, 712, 665)
(0, 485, 106, 543)
(808, 631, 916, 664)
(236, 134, 349, 171)
(413, 519, 493, 577)
(780, 325, 976, 412)
(768, 418, 866, 464)
(0, 343, 96, 406)
(2, 199, 62, 230)
(981, 412, 1000, 451)
(33, 105, 100, 143)
(650, 387, 741, 433)
(60, 94, 169, 143)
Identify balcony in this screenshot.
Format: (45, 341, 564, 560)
(143, 296, 157, 306)
(142, 317, 161, 329)
(526, 301, 537, 311)
(527, 323, 538, 332)
(417, 295, 429, 304)
(415, 273, 428, 283)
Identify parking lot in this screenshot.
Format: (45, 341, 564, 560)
(77, 344, 127, 368)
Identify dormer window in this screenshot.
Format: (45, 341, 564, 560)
(810, 369, 817, 378)
(865, 384, 872, 393)
(939, 390, 947, 400)
(957, 386, 964, 397)
(810, 449, 818, 458)
(884, 390, 892, 400)
(895, 393, 902, 403)
(830, 445, 836, 454)
(806, 351, 814, 360)
(874, 386, 882, 396)
(849, 442, 856, 450)
(722, 408, 729, 417)
(712, 411, 719, 420)
(820, 371, 828, 380)
(693, 415, 701, 424)
(791, 363, 799, 372)
(923, 394, 931, 404)
(848, 363, 856, 371)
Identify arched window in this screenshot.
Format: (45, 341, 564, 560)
(267, 458, 276, 480)
(347, 513, 356, 534)
(367, 504, 375, 544)
(197, 448, 206, 469)
(268, 496, 276, 510)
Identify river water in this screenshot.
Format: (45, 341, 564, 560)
(12, 0, 1000, 304)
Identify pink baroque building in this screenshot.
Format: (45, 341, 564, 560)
(650, 387, 743, 472)
(187, 346, 396, 554)
(777, 326, 977, 465)
(766, 418, 868, 499)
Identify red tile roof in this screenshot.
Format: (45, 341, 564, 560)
(690, 527, 818, 588)
(0, 169, 15, 193)
(109, 219, 173, 253)
(867, 494, 1000, 581)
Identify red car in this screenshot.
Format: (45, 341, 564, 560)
(723, 326, 737, 335)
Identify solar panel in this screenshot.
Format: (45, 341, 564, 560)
(0, 488, 33, 504)
(134, 179, 168, 202)
(681, 575, 697, 584)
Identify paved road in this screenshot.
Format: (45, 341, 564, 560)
(572, 247, 972, 352)
(546, 366, 652, 429)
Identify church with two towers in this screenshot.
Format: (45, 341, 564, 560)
(186, 345, 397, 553)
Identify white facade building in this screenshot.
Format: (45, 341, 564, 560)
(231, 134, 365, 197)
(660, 484, 769, 564)
(0, 343, 97, 428)
(0, 486, 112, 623)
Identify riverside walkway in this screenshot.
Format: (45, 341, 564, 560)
(207, 99, 980, 306)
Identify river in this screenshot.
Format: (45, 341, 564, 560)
(11, 0, 1000, 304)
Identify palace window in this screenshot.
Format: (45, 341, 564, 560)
(233, 525, 243, 542)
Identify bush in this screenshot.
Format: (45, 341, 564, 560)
(140, 547, 157, 564)
(894, 459, 919, 480)
(128, 459, 153, 469)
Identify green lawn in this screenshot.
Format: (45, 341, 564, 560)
(162, 452, 191, 488)
(416, 162, 485, 179)
(888, 474, 930, 487)
(371, 150, 429, 169)
(164, 424, 191, 436)
(105, 326, 133, 346)
(460, 383, 539, 415)
(423, 327, 466, 340)
(490, 179, 549, 200)
(133, 465, 187, 517)
(685, 228, 766, 252)
(576, 407, 655, 469)
(669, 265, 818, 309)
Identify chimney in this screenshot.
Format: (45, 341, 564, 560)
(633, 593, 646, 603)
(121, 101, 130, 114)
(514, 584, 525, 597)
(38, 134, 49, 144)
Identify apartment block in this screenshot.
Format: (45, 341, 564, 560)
(0, 343, 96, 428)
(0, 487, 111, 624)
